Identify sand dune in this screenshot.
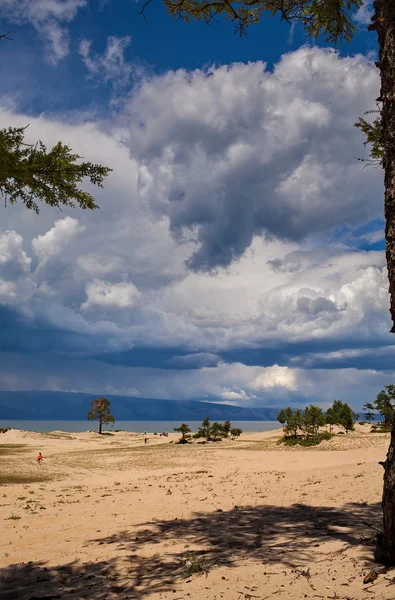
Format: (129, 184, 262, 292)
(0, 425, 392, 599)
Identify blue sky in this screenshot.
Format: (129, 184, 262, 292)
(0, 0, 392, 410)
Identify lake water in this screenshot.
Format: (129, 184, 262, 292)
(0, 420, 279, 434)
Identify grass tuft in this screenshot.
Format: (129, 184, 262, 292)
(0, 474, 52, 485)
(183, 552, 207, 577)
(0, 444, 29, 456)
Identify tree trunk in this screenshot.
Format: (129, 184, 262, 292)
(372, 0, 395, 564)
(375, 413, 395, 564)
(373, 0, 395, 331)
(99, 417, 102, 435)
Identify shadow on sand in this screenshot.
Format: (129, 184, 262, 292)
(0, 501, 382, 599)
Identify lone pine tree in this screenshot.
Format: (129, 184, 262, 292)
(87, 397, 115, 435)
(173, 423, 191, 443)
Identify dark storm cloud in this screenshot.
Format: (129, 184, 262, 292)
(0, 306, 93, 354)
(127, 49, 381, 271)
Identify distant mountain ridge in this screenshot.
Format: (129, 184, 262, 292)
(0, 391, 279, 421)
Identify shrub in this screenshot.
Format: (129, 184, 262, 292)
(229, 428, 242, 439)
(194, 418, 242, 442)
(371, 423, 391, 433)
(183, 552, 207, 577)
(279, 431, 333, 447)
(173, 423, 191, 443)
(0, 428, 11, 434)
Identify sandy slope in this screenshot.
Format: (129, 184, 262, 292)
(0, 425, 393, 599)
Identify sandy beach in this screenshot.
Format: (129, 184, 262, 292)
(0, 425, 392, 599)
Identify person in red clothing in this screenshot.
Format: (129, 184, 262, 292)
(37, 452, 43, 464)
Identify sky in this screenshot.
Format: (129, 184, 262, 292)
(0, 0, 392, 411)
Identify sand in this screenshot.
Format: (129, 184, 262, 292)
(0, 424, 393, 599)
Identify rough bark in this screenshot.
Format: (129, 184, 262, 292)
(375, 413, 395, 564)
(372, 0, 395, 566)
(99, 416, 103, 435)
(373, 0, 395, 332)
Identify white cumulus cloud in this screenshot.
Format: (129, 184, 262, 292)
(32, 217, 86, 267)
(251, 366, 297, 391)
(219, 389, 249, 401)
(0, 230, 31, 278)
(123, 47, 380, 271)
(354, 0, 374, 26)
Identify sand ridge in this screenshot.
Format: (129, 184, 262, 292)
(0, 425, 393, 599)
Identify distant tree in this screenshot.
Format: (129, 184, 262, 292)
(210, 421, 228, 441)
(278, 404, 337, 446)
(326, 400, 357, 433)
(363, 402, 376, 424)
(374, 385, 395, 430)
(277, 407, 293, 429)
(195, 416, 211, 441)
(325, 407, 336, 433)
(338, 403, 357, 433)
(284, 408, 304, 438)
(87, 397, 115, 434)
(277, 409, 286, 427)
(0, 126, 111, 213)
(194, 417, 230, 441)
(223, 420, 232, 436)
(174, 423, 191, 443)
(303, 405, 326, 438)
(331, 400, 343, 422)
(229, 427, 242, 439)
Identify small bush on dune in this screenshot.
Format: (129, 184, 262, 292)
(229, 427, 242, 439)
(371, 424, 391, 433)
(174, 419, 243, 444)
(182, 552, 207, 577)
(0, 428, 11, 434)
(174, 423, 191, 443)
(278, 431, 333, 447)
(194, 417, 242, 442)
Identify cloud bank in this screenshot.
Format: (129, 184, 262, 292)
(0, 46, 390, 409)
